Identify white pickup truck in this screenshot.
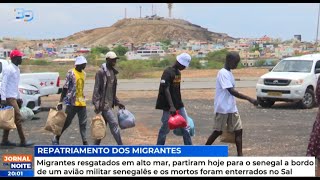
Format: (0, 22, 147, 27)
(256, 53, 320, 109)
(0, 59, 62, 112)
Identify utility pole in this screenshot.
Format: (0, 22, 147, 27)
(140, 6, 142, 18)
(125, 8, 127, 19)
(167, 3, 173, 18)
(315, 3, 320, 52)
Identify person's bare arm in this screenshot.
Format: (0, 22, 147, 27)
(227, 88, 258, 106)
(164, 86, 176, 115)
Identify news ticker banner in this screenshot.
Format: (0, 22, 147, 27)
(0, 145, 316, 177)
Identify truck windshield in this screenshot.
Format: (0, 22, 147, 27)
(272, 60, 313, 73)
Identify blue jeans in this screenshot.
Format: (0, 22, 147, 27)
(156, 107, 192, 145)
(102, 109, 123, 145)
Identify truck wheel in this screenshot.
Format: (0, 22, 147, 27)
(299, 88, 315, 109)
(257, 98, 275, 108)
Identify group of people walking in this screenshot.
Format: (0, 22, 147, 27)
(1, 49, 320, 169)
(0, 49, 258, 157)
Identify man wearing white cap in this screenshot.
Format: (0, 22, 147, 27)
(92, 51, 125, 145)
(52, 56, 88, 145)
(155, 52, 193, 145)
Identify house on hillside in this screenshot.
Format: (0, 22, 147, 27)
(125, 49, 166, 60)
(0, 48, 11, 59)
(212, 44, 225, 51)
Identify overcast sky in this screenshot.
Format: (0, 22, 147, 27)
(0, 3, 319, 42)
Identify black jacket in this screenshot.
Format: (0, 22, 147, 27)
(92, 63, 120, 111)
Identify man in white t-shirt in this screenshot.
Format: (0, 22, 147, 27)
(0, 49, 34, 147)
(205, 51, 258, 156)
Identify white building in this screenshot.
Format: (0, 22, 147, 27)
(125, 49, 166, 60)
(0, 48, 11, 59)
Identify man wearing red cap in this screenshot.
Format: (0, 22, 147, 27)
(0, 49, 34, 147)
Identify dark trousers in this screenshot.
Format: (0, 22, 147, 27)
(2, 98, 26, 143)
(56, 105, 87, 142)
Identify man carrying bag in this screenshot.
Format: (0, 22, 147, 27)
(0, 49, 34, 147)
(0, 105, 16, 130)
(51, 56, 88, 145)
(92, 51, 125, 145)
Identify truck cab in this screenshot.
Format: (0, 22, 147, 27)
(256, 53, 320, 109)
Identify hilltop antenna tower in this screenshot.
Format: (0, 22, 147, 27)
(152, 4, 153, 15)
(167, 3, 173, 18)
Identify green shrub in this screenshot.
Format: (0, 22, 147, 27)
(207, 61, 224, 69)
(117, 60, 149, 79)
(189, 58, 203, 69)
(255, 59, 266, 67)
(157, 55, 176, 68)
(91, 46, 110, 55)
(206, 49, 229, 63)
(237, 62, 245, 68)
(22, 59, 52, 65)
(112, 45, 129, 56)
(118, 56, 128, 62)
(89, 60, 105, 67)
(158, 59, 172, 68)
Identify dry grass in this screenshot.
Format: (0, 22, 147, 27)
(40, 67, 262, 104)
(20, 62, 268, 80)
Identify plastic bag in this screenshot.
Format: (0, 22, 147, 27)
(118, 109, 135, 129)
(168, 111, 187, 130)
(20, 106, 35, 121)
(173, 116, 195, 136)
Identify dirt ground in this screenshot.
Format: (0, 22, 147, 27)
(42, 88, 257, 103)
(0, 68, 317, 176)
(139, 68, 269, 79)
(0, 89, 315, 157)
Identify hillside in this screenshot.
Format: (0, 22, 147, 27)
(1, 18, 236, 49)
(63, 18, 235, 46)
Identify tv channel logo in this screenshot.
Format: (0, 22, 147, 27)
(2, 154, 33, 169)
(14, 8, 34, 22)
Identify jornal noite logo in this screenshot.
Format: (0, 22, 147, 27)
(14, 8, 34, 22)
